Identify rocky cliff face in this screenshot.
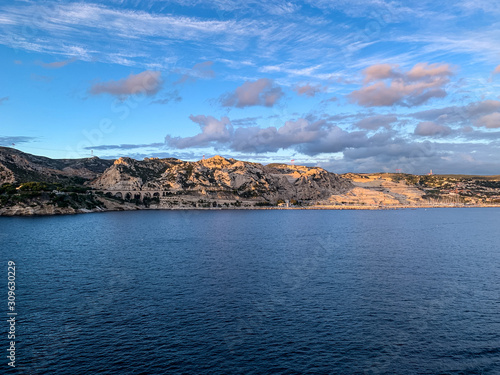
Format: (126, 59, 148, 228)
(0, 148, 354, 210)
(2, 147, 500, 215)
(90, 155, 353, 202)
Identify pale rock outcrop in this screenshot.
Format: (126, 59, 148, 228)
(90, 155, 353, 203)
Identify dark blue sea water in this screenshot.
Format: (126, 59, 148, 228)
(2, 209, 500, 374)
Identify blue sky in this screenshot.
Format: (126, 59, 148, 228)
(1, 0, 500, 174)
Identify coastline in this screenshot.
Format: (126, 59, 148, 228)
(2, 202, 500, 217)
(3, 149, 500, 217)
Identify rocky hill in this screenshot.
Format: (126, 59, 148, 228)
(91, 155, 353, 202)
(0, 147, 113, 184)
(0, 148, 353, 214)
(1, 147, 500, 215)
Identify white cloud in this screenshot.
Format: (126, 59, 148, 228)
(355, 115, 398, 130)
(475, 112, 500, 128)
(36, 57, 77, 69)
(349, 63, 454, 107)
(414, 121, 452, 136)
(221, 78, 283, 108)
(174, 61, 215, 84)
(90, 71, 162, 97)
(165, 115, 233, 148)
(165, 116, 376, 155)
(411, 100, 500, 126)
(0, 136, 36, 145)
(293, 83, 327, 97)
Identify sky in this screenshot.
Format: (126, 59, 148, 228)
(1, 0, 500, 174)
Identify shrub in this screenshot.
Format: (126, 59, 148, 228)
(0, 183, 18, 195)
(19, 182, 50, 192)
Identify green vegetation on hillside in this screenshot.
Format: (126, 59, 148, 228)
(0, 182, 101, 210)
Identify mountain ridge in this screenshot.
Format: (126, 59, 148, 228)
(0, 147, 352, 214)
(1, 147, 500, 216)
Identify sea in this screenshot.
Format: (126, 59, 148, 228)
(1, 208, 500, 374)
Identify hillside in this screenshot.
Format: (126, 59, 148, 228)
(1, 147, 500, 215)
(0, 146, 113, 184)
(90, 155, 352, 204)
(0, 148, 353, 214)
(336, 172, 500, 206)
